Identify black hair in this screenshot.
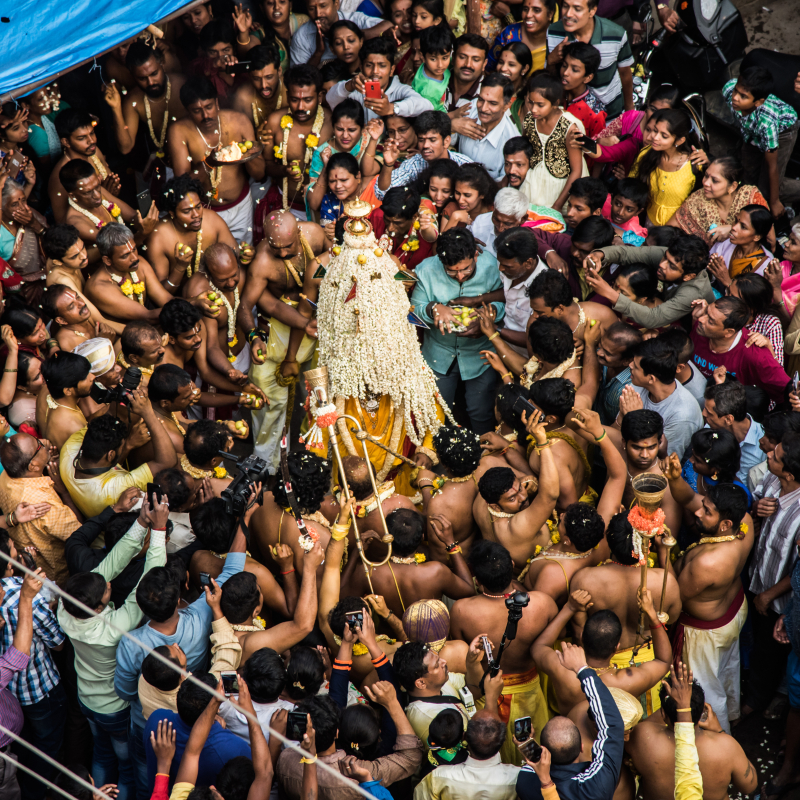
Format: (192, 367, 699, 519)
(271, 451, 331, 514)
(738, 204, 774, 245)
(413, 110, 451, 139)
(327, 151, 360, 178)
(499, 42, 533, 79)
(103, 511, 141, 551)
(180, 75, 218, 107)
(393, 640, 432, 690)
(711, 156, 744, 187)
(569, 177, 607, 212)
(381, 185, 421, 221)
(706, 483, 748, 529)
(42, 224, 81, 260)
(562, 41, 600, 78)
(503, 136, 534, 160)
(220, 572, 261, 624)
(713, 296, 750, 333)
(466, 714, 506, 760)
(762, 411, 800, 444)
(429, 708, 465, 748)
(563, 503, 606, 551)
(704, 380, 747, 422)
(526, 70, 564, 106)
(190, 497, 237, 553)
(736, 66, 774, 102)
(605, 512, 638, 566)
(416, 158, 460, 199)
(155, 467, 193, 511)
(496, 230, 539, 270)
(359, 35, 397, 65)
(199, 18, 236, 50)
(41, 351, 91, 400)
(603, 322, 644, 362)
(433, 425, 482, 477)
(18, 351, 40, 390)
(621, 408, 663, 443)
(339, 703, 380, 759)
(215, 757, 256, 800)
(477, 465, 516, 505)
(286, 646, 325, 701)
(573, 215, 614, 248)
(660, 678, 705, 724)
(468, 539, 513, 593)
(615, 262, 659, 302)
(137, 566, 182, 623)
(160, 174, 206, 214)
(61, 572, 107, 618)
(647, 225, 681, 248)
(495, 383, 530, 440)
(528, 269, 572, 309)
(456, 163, 499, 203)
(636, 108, 697, 193)
(149, 364, 192, 405)
(731, 273, 773, 318)
(328, 596, 370, 638)
(667, 233, 708, 277)
(613, 178, 649, 212)
(0, 436, 36, 478)
(81, 415, 126, 462)
(481, 71, 514, 103)
(249, 43, 282, 71)
(321, 60, 352, 85)
(327, 18, 365, 46)
(635, 336, 678, 384)
(240, 647, 286, 704)
(55, 765, 95, 800)
(295, 695, 341, 753)
(121, 320, 160, 359)
(60, 159, 96, 193)
(780, 432, 800, 480)
(691, 428, 740, 482)
(177, 671, 218, 726)
(331, 97, 365, 129)
(419, 22, 454, 57)
(184, 420, 230, 468)
(745, 384, 769, 424)
(583, 610, 622, 660)
(385, 508, 426, 557)
(55, 108, 94, 140)
(40, 284, 71, 322)
(126, 41, 162, 72)
(411, 0, 445, 17)
(160, 297, 203, 339)
(284, 64, 323, 93)
(529, 377, 576, 422)
(541, 719, 582, 765)
(455, 32, 490, 55)
(142, 645, 184, 691)
(657, 327, 694, 364)
(436, 227, 475, 268)
(528, 317, 575, 366)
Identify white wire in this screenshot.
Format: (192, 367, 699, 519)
(0, 552, 376, 798)
(0, 747, 108, 800)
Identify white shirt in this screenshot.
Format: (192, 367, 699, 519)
(290, 11, 383, 67)
(326, 76, 434, 123)
(219, 697, 295, 743)
(413, 753, 520, 800)
(451, 100, 522, 182)
(633, 381, 704, 460)
(500, 261, 547, 334)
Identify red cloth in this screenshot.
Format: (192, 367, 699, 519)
(671, 584, 745, 663)
(368, 208, 434, 272)
(149, 773, 170, 800)
(0, 257, 22, 293)
(253, 184, 306, 245)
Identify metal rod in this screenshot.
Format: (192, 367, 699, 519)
(658, 537, 674, 620)
(350, 427, 417, 467)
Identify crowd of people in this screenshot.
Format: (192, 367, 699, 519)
(1, 0, 800, 800)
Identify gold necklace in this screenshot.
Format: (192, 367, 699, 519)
(89, 153, 108, 180)
(681, 532, 745, 556)
(45, 395, 85, 416)
(252, 84, 282, 127)
(179, 453, 228, 480)
(156, 410, 186, 435)
(196, 116, 223, 200)
(532, 547, 590, 561)
(144, 79, 171, 157)
(117, 351, 154, 376)
(494, 424, 518, 443)
(488, 506, 515, 519)
(590, 665, 618, 676)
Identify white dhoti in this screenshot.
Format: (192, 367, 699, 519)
(250, 310, 316, 472)
(216, 188, 255, 244)
(230, 344, 251, 374)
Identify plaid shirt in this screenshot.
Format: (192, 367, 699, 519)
(0, 578, 64, 705)
(722, 79, 798, 152)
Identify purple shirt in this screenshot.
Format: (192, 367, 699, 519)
(0, 645, 30, 747)
(597, 0, 633, 18)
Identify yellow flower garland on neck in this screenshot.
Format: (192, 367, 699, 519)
(277, 106, 324, 210)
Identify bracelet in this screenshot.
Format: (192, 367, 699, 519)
(534, 441, 552, 454)
(46, 338, 58, 349)
(594, 430, 607, 443)
(539, 780, 554, 788)
(3, 369, 16, 373)
(7, 511, 16, 527)
(501, 371, 513, 381)
(237, 35, 251, 45)
(281, 568, 296, 575)
(416, 478, 435, 489)
(247, 328, 264, 344)
(488, 331, 500, 342)
(675, 707, 692, 713)
(300, 755, 318, 764)
(331, 522, 350, 541)
(166, 279, 177, 288)
(150, 527, 167, 531)
(649, 623, 665, 631)
(447, 545, 463, 555)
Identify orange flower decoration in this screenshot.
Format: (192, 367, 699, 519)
(628, 506, 665, 537)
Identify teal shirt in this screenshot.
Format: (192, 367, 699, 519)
(411, 250, 505, 380)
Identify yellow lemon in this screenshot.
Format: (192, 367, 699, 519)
(357, 254, 367, 264)
(333, 246, 342, 255)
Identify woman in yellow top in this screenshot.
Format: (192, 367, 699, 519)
(630, 108, 707, 227)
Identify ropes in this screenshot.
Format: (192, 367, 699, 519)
(0, 746, 106, 800)
(0, 551, 378, 800)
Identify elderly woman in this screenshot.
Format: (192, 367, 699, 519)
(667, 156, 768, 245)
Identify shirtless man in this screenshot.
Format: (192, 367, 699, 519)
(102, 41, 186, 160)
(524, 407, 626, 605)
(37, 351, 95, 450)
(239, 210, 327, 471)
(532, 588, 672, 715)
(42, 286, 119, 355)
(341, 509, 475, 620)
(228, 44, 285, 136)
(662, 455, 753, 732)
(167, 76, 264, 243)
(61, 161, 157, 264)
(259, 65, 333, 218)
(118, 321, 166, 386)
(450, 539, 557, 764)
(145, 174, 237, 289)
(473, 413, 559, 572)
(48, 109, 118, 223)
(627, 666, 758, 800)
(181, 420, 236, 496)
(42, 225, 125, 335)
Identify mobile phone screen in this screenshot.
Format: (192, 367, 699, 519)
(221, 671, 239, 695)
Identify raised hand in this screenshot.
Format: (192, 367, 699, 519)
(136, 201, 160, 236)
(618, 384, 643, 417)
(102, 82, 123, 110)
(662, 452, 682, 482)
(1, 325, 18, 353)
(707, 253, 730, 287)
(662, 661, 693, 711)
(521, 409, 547, 446)
(570, 407, 604, 443)
(429, 514, 454, 545)
(365, 119, 384, 142)
(712, 365, 727, 384)
(102, 172, 122, 196)
(568, 589, 593, 613)
(557, 641, 588, 674)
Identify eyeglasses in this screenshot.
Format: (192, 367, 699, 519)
(26, 436, 44, 469)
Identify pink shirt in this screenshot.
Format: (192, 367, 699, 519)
(602, 195, 648, 239)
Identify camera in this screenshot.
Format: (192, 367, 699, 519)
(506, 591, 530, 617)
(90, 365, 142, 406)
(218, 451, 270, 517)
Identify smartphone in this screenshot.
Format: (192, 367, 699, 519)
(364, 80, 382, 100)
(225, 61, 252, 75)
(512, 395, 544, 423)
(577, 134, 599, 155)
(146, 482, 163, 505)
(520, 737, 542, 763)
(220, 671, 239, 696)
(480, 635, 493, 664)
(286, 710, 308, 741)
(793, 371, 799, 393)
(199, 572, 212, 590)
(19, 550, 36, 571)
(137, 189, 153, 217)
(514, 716, 532, 742)
(345, 610, 363, 631)
(8, 153, 24, 176)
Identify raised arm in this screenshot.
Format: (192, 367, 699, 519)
(531, 590, 592, 666)
(236, 677, 274, 800)
(127, 388, 178, 475)
(427, 515, 476, 597)
(318, 496, 357, 641)
(174, 678, 223, 784)
(663, 452, 703, 514)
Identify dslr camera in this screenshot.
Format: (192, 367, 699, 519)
(90, 365, 142, 406)
(218, 451, 270, 517)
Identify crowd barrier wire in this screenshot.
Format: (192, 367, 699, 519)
(0, 551, 377, 800)
(0, 745, 106, 800)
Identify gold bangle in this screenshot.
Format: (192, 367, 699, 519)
(501, 371, 513, 381)
(300, 754, 317, 764)
(331, 522, 350, 542)
(675, 708, 692, 713)
(237, 35, 251, 45)
(488, 331, 500, 342)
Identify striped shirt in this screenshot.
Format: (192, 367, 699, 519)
(0, 645, 29, 747)
(546, 17, 633, 120)
(722, 79, 798, 152)
(751, 312, 784, 365)
(0, 578, 64, 705)
(750, 472, 800, 613)
(375, 151, 473, 201)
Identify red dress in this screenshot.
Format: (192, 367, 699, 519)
(367, 208, 435, 272)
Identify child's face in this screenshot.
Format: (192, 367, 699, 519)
(731, 82, 758, 113)
(424, 51, 451, 81)
(428, 176, 453, 208)
(498, 51, 526, 84)
(526, 90, 554, 120)
(560, 55, 590, 93)
(333, 115, 362, 150)
(610, 195, 641, 226)
(411, 6, 442, 30)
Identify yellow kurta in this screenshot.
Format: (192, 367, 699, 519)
(630, 148, 697, 227)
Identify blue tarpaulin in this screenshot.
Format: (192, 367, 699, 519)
(0, 0, 191, 98)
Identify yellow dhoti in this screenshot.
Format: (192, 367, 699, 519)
(477, 667, 552, 766)
(610, 641, 661, 718)
(250, 303, 316, 472)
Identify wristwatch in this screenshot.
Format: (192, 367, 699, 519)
(393, 103, 401, 116)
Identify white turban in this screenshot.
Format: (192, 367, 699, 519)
(72, 337, 115, 376)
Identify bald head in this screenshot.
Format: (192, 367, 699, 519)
(0, 433, 43, 478)
(541, 716, 582, 764)
(264, 211, 301, 259)
(342, 456, 372, 501)
(204, 243, 239, 290)
(465, 711, 506, 760)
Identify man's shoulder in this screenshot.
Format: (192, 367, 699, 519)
(546, 21, 567, 37)
(414, 254, 441, 276)
(595, 15, 627, 40)
(146, 707, 179, 733)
